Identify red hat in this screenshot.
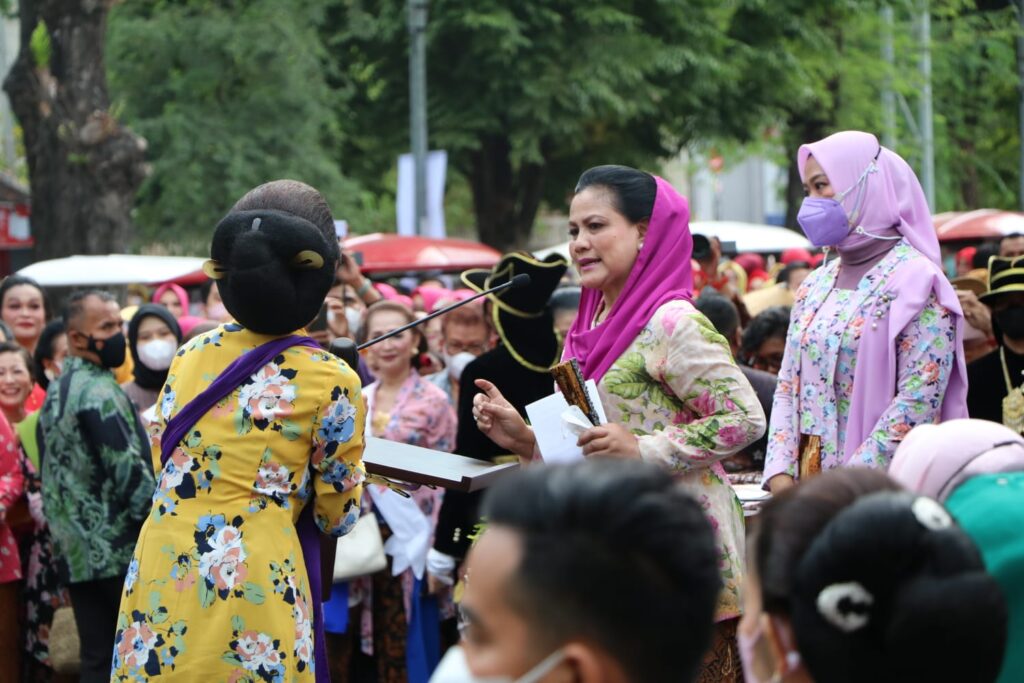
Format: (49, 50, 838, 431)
(781, 247, 813, 265)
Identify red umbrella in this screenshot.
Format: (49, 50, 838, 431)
(344, 233, 502, 274)
(936, 210, 1024, 242)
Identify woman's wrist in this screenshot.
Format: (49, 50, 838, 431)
(514, 429, 537, 460)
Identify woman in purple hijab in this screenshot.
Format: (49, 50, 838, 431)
(763, 131, 968, 494)
(472, 165, 766, 681)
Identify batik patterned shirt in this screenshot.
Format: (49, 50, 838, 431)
(39, 355, 155, 583)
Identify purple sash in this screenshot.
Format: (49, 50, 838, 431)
(159, 334, 331, 683)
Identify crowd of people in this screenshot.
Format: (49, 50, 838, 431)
(0, 129, 1018, 683)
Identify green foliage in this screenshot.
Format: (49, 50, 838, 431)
(29, 20, 50, 69)
(720, 0, 1022, 215)
(106, 0, 376, 249)
(101, 0, 1023, 250)
(324, 0, 750, 227)
(931, 1, 1020, 210)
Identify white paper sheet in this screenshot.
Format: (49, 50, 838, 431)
(525, 380, 608, 464)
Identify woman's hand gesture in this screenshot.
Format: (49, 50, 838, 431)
(577, 423, 641, 459)
(472, 379, 535, 458)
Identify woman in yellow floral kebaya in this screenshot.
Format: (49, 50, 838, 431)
(111, 181, 366, 682)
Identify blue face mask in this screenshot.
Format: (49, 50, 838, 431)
(796, 155, 880, 248)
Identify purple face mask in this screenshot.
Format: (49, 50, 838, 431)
(797, 197, 851, 248)
(796, 152, 880, 248)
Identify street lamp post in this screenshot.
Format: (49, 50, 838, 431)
(408, 0, 429, 236)
(917, 1, 935, 212)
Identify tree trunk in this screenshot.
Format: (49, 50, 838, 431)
(469, 134, 545, 252)
(3, 0, 147, 262)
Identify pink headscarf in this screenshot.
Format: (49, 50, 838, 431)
(152, 282, 189, 316)
(734, 253, 766, 275)
(176, 315, 209, 337)
(413, 285, 451, 314)
(373, 282, 414, 310)
(797, 131, 939, 266)
(563, 176, 693, 381)
(889, 419, 1024, 502)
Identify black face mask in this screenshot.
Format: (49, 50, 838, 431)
(87, 331, 127, 369)
(996, 308, 1024, 341)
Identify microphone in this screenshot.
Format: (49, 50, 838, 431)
(328, 273, 532, 365)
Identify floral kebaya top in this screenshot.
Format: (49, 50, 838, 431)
(39, 355, 155, 584)
(590, 299, 766, 621)
(0, 411, 23, 584)
(111, 324, 366, 682)
(764, 242, 957, 483)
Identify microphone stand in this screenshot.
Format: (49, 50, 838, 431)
(329, 273, 531, 366)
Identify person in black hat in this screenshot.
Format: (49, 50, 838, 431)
(428, 252, 568, 588)
(968, 255, 1024, 432)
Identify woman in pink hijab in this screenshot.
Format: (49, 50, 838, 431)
(471, 165, 767, 680)
(763, 131, 968, 494)
(152, 282, 189, 318)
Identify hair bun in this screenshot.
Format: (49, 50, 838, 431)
(790, 491, 1007, 683)
(210, 209, 335, 334)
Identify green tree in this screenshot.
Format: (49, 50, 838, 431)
(107, 0, 377, 250)
(325, 0, 768, 251)
(4, 0, 148, 260)
(932, 0, 1020, 210)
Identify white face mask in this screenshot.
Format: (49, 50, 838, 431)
(429, 646, 564, 683)
(137, 339, 177, 371)
(345, 307, 362, 337)
(444, 351, 477, 383)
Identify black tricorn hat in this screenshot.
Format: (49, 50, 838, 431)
(205, 209, 338, 335)
(462, 252, 569, 372)
(980, 255, 1024, 305)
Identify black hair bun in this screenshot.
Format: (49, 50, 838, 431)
(209, 209, 336, 335)
(790, 491, 1007, 683)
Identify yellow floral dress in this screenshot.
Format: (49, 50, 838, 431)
(112, 323, 366, 682)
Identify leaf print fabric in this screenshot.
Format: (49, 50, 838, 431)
(112, 324, 365, 681)
(592, 300, 765, 621)
(39, 355, 154, 583)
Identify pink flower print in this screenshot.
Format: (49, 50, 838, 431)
(238, 363, 297, 422)
(199, 525, 248, 592)
(661, 309, 682, 337)
(717, 425, 748, 448)
(850, 316, 865, 338)
(234, 631, 283, 672)
(161, 448, 195, 490)
(254, 462, 293, 499)
(889, 422, 912, 440)
(693, 390, 717, 416)
(118, 620, 159, 670)
(293, 592, 314, 667)
(921, 361, 940, 384)
(673, 409, 695, 425)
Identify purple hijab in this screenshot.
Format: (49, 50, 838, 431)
(563, 176, 693, 381)
(797, 130, 939, 265)
(796, 131, 968, 464)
